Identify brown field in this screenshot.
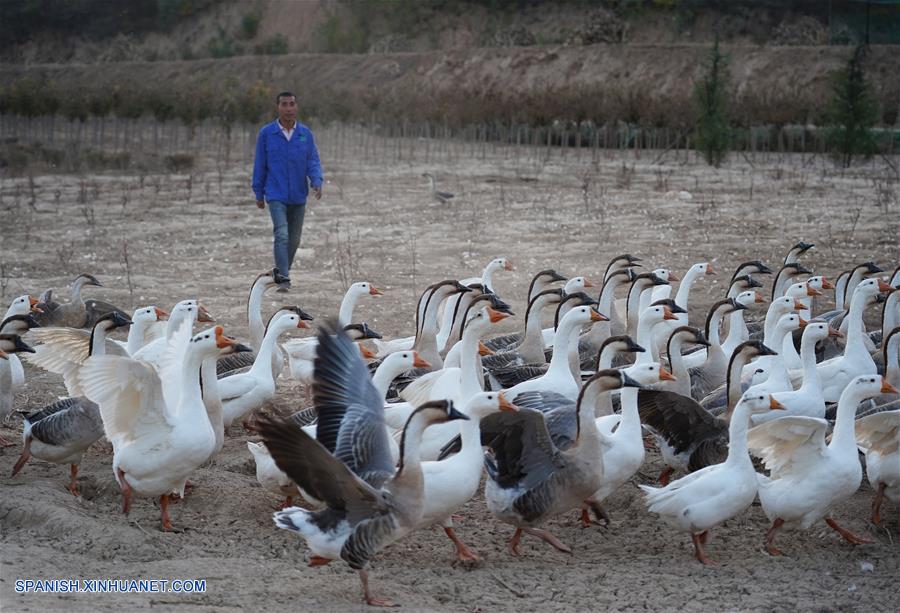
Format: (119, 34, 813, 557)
(1, 133, 898, 612)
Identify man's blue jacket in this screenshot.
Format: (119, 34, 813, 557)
(252, 120, 323, 205)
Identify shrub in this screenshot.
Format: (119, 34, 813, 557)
(164, 153, 195, 172)
(826, 45, 879, 168)
(241, 12, 261, 39)
(256, 33, 288, 55)
(208, 26, 241, 58)
(692, 39, 731, 168)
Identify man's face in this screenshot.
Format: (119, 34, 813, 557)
(277, 96, 297, 124)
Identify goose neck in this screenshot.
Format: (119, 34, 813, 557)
(247, 280, 268, 350)
(126, 320, 150, 355)
(200, 356, 225, 452)
(250, 322, 284, 378)
(724, 403, 752, 465)
(89, 324, 110, 357)
(798, 331, 821, 391)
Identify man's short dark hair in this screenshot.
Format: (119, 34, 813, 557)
(276, 91, 296, 104)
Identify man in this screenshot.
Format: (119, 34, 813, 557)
(252, 91, 323, 292)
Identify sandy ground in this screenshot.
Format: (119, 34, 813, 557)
(1, 137, 898, 611)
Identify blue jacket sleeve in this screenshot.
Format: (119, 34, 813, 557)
(251, 128, 267, 201)
(306, 131, 323, 189)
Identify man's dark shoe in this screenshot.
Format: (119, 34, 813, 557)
(274, 272, 291, 293)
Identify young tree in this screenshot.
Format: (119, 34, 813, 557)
(826, 45, 879, 168)
(692, 39, 731, 168)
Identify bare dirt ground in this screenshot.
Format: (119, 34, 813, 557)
(1, 134, 898, 611)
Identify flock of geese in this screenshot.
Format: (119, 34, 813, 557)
(1, 244, 898, 607)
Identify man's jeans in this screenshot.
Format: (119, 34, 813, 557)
(267, 200, 306, 278)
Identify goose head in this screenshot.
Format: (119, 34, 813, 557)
(640, 303, 680, 328)
(463, 305, 510, 337)
(651, 268, 680, 283)
(598, 335, 645, 361)
(463, 391, 518, 421)
(0, 334, 35, 355)
(767, 295, 804, 320)
(275, 305, 314, 323)
(533, 269, 567, 284)
(775, 312, 806, 336)
(246, 440, 271, 460)
(254, 268, 279, 290)
(853, 277, 893, 304)
(649, 298, 687, 316)
(670, 325, 710, 348)
(806, 275, 834, 291)
(268, 311, 311, 335)
(73, 273, 103, 289)
(732, 339, 779, 364)
(350, 281, 383, 297)
(730, 260, 772, 281)
(488, 257, 514, 273)
(624, 361, 676, 386)
(561, 305, 607, 330)
(843, 374, 897, 403)
(604, 253, 642, 279)
(344, 322, 382, 340)
(784, 241, 815, 264)
(94, 310, 133, 333)
(131, 305, 169, 326)
(190, 325, 238, 357)
(738, 392, 786, 416)
(382, 349, 431, 373)
(564, 276, 596, 293)
(690, 261, 717, 277)
(785, 281, 821, 299)
(801, 320, 841, 345)
(6, 295, 41, 317)
(735, 290, 766, 309)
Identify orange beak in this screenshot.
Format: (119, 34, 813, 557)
(590, 308, 608, 322)
(412, 351, 431, 369)
(658, 367, 676, 382)
(478, 341, 494, 357)
(820, 276, 835, 290)
(668, 272, 681, 282)
(706, 264, 717, 275)
(215, 326, 236, 349)
(358, 343, 375, 359)
(798, 317, 809, 328)
(503, 260, 514, 271)
(583, 277, 596, 288)
(877, 279, 894, 293)
(806, 285, 822, 297)
(197, 305, 215, 323)
(297, 319, 310, 329)
(487, 307, 510, 323)
(0, 349, 8, 360)
(881, 378, 899, 395)
(769, 396, 786, 410)
(828, 327, 843, 339)
(662, 306, 678, 321)
(792, 299, 805, 310)
(29, 296, 39, 307)
(155, 307, 169, 320)
(369, 286, 383, 296)
(755, 292, 766, 304)
(498, 393, 518, 412)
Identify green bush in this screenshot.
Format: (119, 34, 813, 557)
(693, 40, 731, 168)
(208, 26, 242, 58)
(826, 45, 879, 168)
(241, 12, 261, 39)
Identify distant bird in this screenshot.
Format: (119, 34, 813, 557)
(423, 173, 455, 204)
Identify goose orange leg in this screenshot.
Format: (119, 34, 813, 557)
(443, 526, 480, 562)
(160, 494, 173, 531)
(579, 499, 610, 527)
(277, 495, 294, 510)
(871, 483, 886, 525)
(66, 464, 80, 496)
(507, 528, 524, 556)
(10, 435, 31, 477)
(358, 569, 397, 608)
(825, 517, 873, 545)
(117, 468, 132, 515)
(765, 518, 784, 556)
(658, 467, 674, 486)
(692, 531, 715, 565)
(308, 556, 333, 567)
(522, 527, 572, 553)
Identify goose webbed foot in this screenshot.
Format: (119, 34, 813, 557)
(579, 499, 610, 528)
(359, 569, 398, 608)
(691, 531, 716, 565)
(764, 518, 784, 556)
(825, 517, 873, 545)
(275, 495, 294, 510)
(522, 527, 572, 554)
(443, 526, 481, 563)
(871, 483, 886, 525)
(308, 555, 333, 567)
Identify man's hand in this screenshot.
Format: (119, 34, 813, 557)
(256, 200, 265, 209)
(313, 186, 322, 200)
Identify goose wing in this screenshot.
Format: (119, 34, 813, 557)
(855, 410, 900, 455)
(313, 325, 394, 488)
(746, 417, 828, 476)
(482, 408, 562, 491)
(637, 389, 726, 456)
(511, 390, 577, 450)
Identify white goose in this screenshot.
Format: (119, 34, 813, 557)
(747, 313, 805, 396)
(248, 441, 298, 509)
(641, 392, 783, 565)
(221, 310, 310, 429)
(816, 277, 889, 403)
(436, 258, 513, 353)
(749, 375, 892, 555)
(79, 326, 236, 530)
(721, 290, 766, 358)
